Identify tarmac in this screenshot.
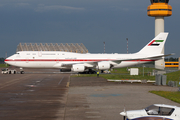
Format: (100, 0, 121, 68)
(0, 68, 179, 120)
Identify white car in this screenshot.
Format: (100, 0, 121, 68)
(1, 68, 17, 74)
(1, 68, 9, 74)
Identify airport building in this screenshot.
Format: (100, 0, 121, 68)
(16, 43, 89, 53)
(147, 0, 172, 70)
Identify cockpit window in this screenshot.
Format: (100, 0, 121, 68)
(145, 105, 174, 116)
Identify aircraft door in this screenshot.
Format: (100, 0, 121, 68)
(56, 57, 59, 63)
(16, 53, 20, 58)
(26, 57, 29, 63)
(14, 53, 20, 65)
(38, 51, 42, 57)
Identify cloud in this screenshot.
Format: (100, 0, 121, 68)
(35, 4, 85, 12)
(16, 3, 30, 7)
(0, 2, 31, 10)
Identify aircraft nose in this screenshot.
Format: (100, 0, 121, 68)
(4, 57, 10, 64)
(4, 58, 8, 63)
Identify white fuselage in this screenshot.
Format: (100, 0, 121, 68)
(4, 33, 169, 71)
(5, 51, 155, 69)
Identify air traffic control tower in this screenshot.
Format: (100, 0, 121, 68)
(147, 0, 172, 69)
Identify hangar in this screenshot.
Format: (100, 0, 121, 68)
(16, 43, 89, 53)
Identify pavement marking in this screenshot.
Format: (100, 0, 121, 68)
(66, 82, 69, 87)
(0, 75, 32, 89)
(86, 116, 101, 119)
(86, 111, 101, 119)
(58, 77, 64, 85)
(70, 108, 79, 111)
(85, 112, 99, 114)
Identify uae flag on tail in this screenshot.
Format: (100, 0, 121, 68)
(148, 40, 164, 46)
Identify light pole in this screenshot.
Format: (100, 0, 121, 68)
(126, 38, 128, 54)
(103, 42, 105, 53)
(143, 64, 145, 77)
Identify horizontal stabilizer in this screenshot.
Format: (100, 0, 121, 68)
(147, 53, 175, 59)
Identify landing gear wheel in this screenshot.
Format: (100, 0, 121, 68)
(20, 71, 24, 74)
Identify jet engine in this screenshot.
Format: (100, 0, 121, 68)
(97, 62, 111, 70)
(71, 65, 85, 72)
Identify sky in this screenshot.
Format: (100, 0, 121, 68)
(0, 0, 180, 58)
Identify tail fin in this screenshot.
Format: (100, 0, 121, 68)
(137, 32, 168, 55)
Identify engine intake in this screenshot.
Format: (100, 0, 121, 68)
(97, 62, 111, 70)
(71, 65, 85, 72)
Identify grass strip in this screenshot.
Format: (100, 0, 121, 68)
(0, 64, 8, 68)
(150, 91, 180, 104)
(166, 70, 180, 82)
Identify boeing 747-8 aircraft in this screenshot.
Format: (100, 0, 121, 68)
(5, 32, 172, 73)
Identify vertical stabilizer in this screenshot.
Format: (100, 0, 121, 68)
(137, 32, 168, 55)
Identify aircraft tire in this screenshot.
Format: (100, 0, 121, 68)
(20, 71, 24, 74)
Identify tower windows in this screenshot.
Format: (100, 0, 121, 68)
(154, 0, 159, 3)
(151, 0, 169, 3)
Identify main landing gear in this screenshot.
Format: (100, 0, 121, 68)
(20, 68, 24, 74)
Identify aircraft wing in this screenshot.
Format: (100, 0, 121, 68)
(111, 53, 175, 63)
(53, 62, 96, 68)
(53, 53, 174, 69)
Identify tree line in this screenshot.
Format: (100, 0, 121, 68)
(0, 58, 5, 64)
(165, 57, 179, 62)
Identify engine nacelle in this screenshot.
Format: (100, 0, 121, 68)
(71, 65, 85, 72)
(97, 62, 111, 70)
